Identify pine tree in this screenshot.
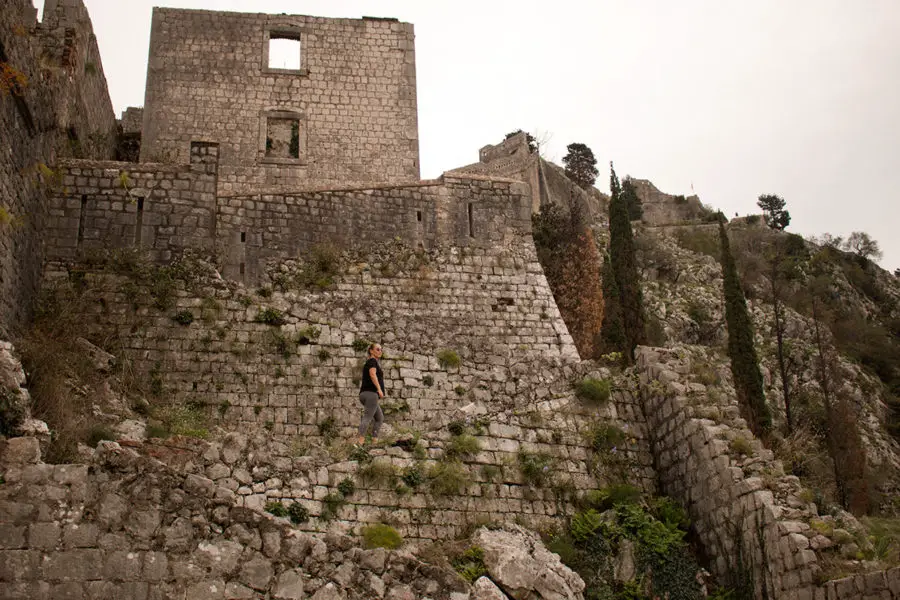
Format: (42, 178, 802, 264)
(718, 217, 772, 436)
(757, 194, 790, 230)
(563, 143, 599, 190)
(608, 163, 646, 362)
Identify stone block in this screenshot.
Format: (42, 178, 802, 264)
(63, 523, 99, 548)
(41, 549, 103, 581)
(185, 579, 227, 600)
(0, 524, 26, 549)
(103, 550, 143, 581)
(28, 522, 61, 549)
(1, 437, 41, 464)
(238, 553, 274, 591)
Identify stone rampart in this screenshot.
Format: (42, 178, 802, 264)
(630, 178, 706, 226)
(637, 346, 900, 600)
(141, 8, 419, 194)
(0, 0, 116, 338)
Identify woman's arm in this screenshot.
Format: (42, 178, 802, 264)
(368, 367, 384, 398)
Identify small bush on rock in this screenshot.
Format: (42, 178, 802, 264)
(265, 501, 289, 518)
(428, 460, 467, 496)
(337, 477, 356, 497)
(362, 523, 403, 549)
(288, 502, 309, 524)
(576, 377, 611, 404)
(451, 546, 487, 583)
(437, 349, 461, 369)
(172, 310, 194, 325)
(446, 433, 481, 458)
(518, 450, 555, 487)
(255, 307, 287, 326)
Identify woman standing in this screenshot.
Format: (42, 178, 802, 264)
(357, 343, 385, 445)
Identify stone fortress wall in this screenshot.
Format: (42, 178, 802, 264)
(0, 0, 117, 338)
(140, 8, 419, 195)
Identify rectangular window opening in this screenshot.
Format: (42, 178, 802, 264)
(239, 263, 245, 275)
(240, 231, 246, 243)
(416, 210, 422, 223)
(268, 36, 301, 70)
(265, 117, 301, 159)
(467, 203, 474, 238)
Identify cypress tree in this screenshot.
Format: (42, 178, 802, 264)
(608, 163, 646, 362)
(599, 253, 626, 354)
(718, 217, 772, 436)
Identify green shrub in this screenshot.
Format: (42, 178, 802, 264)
(428, 460, 467, 496)
(447, 420, 466, 436)
(318, 416, 338, 442)
(298, 244, 342, 289)
(317, 348, 331, 362)
(85, 424, 116, 447)
(352, 338, 371, 352)
(361, 523, 403, 549)
(358, 461, 398, 487)
(571, 509, 605, 542)
(321, 492, 346, 521)
(0, 387, 26, 436)
(480, 464, 502, 482)
(401, 465, 424, 488)
(590, 423, 627, 452)
(267, 330, 293, 359)
(265, 501, 289, 518)
(454, 385, 467, 396)
(575, 377, 611, 404)
(518, 451, 555, 487)
(172, 310, 194, 325)
(730, 436, 753, 457)
(255, 307, 287, 326)
(337, 477, 356, 497)
(437, 349, 461, 369)
(584, 484, 643, 510)
(349, 445, 372, 464)
(422, 374, 434, 387)
(446, 433, 481, 458)
(288, 502, 309, 524)
(451, 546, 487, 583)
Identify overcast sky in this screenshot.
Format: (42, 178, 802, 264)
(38, 0, 900, 270)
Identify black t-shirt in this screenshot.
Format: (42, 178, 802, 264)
(360, 358, 384, 394)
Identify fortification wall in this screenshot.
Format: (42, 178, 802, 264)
(140, 8, 419, 194)
(638, 346, 900, 600)
(0, 0, 116, 338)
(630, 178, 706, 226)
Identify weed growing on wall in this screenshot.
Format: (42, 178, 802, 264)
(362, 524, 403, 549)
(265, 501, 289, 518)
(575, 377, 611, 405)
(518, 451, 555, 487)
(428, 460, 467, 496)
(317, 416, 338, 443)
(445, 433, 481, 459)
(437, 349, 461, 369)
(255, 307, 287, 326)
(287, 502, 309, 524)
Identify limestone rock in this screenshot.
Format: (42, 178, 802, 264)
(473, 576, 509, 600)
(273, 568, 305, 600)
(75, 337, 116, 371)
(0, 436, 41, 464)
(311, 582, 346, 600)
(473, 525, 585, 600)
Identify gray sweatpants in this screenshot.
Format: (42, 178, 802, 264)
(358, 391, 384, 438)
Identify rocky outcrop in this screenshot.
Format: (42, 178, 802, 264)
(473, 525, 585, 600)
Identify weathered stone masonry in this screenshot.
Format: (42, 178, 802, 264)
(0, 0, 116, 337)
(140, 8, 419, 194)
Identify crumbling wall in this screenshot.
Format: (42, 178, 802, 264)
(0, 0, 115, 338)
(0, 436, 471, 600)
(140, 8, 419, 193)
(630, 178, 706, 226)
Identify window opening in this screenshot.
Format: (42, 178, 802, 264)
(265, 117, 300, 159)
(268, 36, 301, 70)
(467, 203, 474, 238)
(416, 210, 422, 223)
(241, 231, 246, 243)
(239, 263, 245, 276)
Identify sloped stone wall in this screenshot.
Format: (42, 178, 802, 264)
(637, 346, 900, 600)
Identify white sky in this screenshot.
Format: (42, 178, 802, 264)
(36, 0, 900, 270)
